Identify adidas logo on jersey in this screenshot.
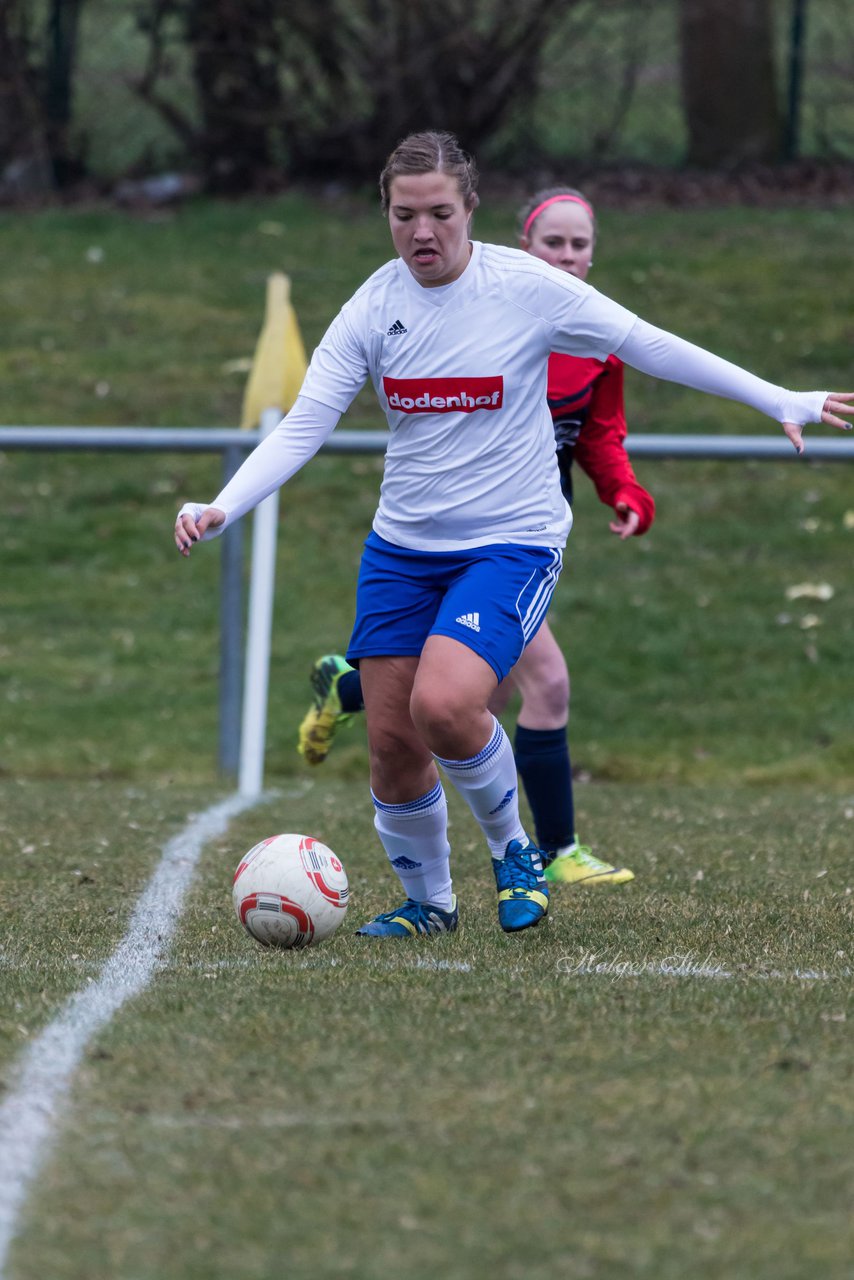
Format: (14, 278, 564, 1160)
(456, 612, 481, 632)
(386, 319, 408, 336)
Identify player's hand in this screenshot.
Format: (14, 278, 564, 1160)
(784, 392, 854, 456)
(609, 501, 640, 540)
(174, 503, 226, 556)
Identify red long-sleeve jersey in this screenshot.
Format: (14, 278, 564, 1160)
(547, 352, 655, 535)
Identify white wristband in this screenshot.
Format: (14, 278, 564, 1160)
(177, 501, 227, 540)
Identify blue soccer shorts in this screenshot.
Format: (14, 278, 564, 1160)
(346, 531, 563, 682)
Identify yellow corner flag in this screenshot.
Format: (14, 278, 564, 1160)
(240, 273, 308, 429)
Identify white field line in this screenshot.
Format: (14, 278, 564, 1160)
(0, 791, 259, 1278)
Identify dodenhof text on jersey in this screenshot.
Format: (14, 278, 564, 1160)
(383, 376, 504, 413)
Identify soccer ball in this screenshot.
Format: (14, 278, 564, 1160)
(232, 833, 349, 949)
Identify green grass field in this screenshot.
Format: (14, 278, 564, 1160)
(1, 779, 852, 1279)
(0, 197, 853, 1278)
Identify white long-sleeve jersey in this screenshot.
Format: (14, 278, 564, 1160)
(198, 242, 826, 551)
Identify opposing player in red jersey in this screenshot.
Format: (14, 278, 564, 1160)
(489, 188, 652, 885)
(299, 186, 652, 887)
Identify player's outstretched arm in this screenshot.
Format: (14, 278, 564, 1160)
(171, 395, 345, 558)
(174, 504, 226, 556)
(615, 319, 854, 454)
(784, 392, 854, 455)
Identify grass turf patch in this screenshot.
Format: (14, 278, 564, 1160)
(2, 781, 852, 1280)
(0, 779, 226, 1078)
(1, 197, 853, 1278)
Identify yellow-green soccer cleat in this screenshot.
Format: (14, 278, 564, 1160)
(543, 840, 635, 887)
(297, 654, 355, 765)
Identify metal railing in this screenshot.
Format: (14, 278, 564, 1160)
(2, 423, 851, 780)
(3, 425, 852, 458)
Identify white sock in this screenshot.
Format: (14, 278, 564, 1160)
(435, 717, 527, 859)
(371, 782, 454, 910)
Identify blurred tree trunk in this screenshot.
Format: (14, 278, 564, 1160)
(45, 0, 86, 186)
(0, 0, 86, 199)
(133, 0, 287, 192)
(678, 0, 783, 167)
(184, 0, 284, 192)
(0, 2, 52, 198)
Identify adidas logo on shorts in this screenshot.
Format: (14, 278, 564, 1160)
(455, 612, 481, 632)
(386, 319, 408, 336)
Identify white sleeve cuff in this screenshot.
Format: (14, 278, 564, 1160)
(177, 501, 227, 541)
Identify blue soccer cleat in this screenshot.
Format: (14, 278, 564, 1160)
(355, 895, 459, 938)
(493, 838, 550, 933)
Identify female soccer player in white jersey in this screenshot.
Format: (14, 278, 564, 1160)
(175, 131, 853, 938)
(297, 185, 654, 892)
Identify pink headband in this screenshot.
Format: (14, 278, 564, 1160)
(522, 194, 594, 239)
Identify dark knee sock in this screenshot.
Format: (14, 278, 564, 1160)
(338, 669, 365, 713)
(513, 724, 574, 853)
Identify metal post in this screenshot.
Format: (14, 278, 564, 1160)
(238, 408, 282, 796)
(218, 445, 244, 777)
